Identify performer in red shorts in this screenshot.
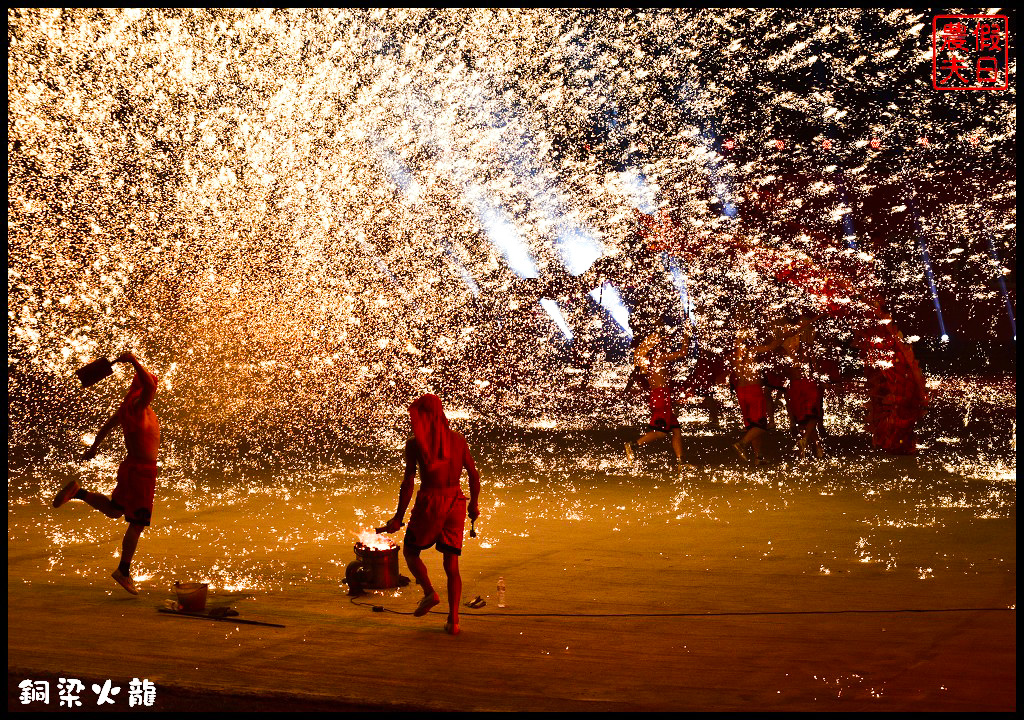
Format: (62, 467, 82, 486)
(780, 313, 826, 458)
(623, 326, 689, 465)
(730, 337, 771, 465)
(53, 352, 160, 595)
(379, 394, 481, 636)
(731, 314, 818, 464)
(787, 375, 823, 455)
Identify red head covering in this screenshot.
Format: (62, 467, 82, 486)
(408, 394, 451, 471)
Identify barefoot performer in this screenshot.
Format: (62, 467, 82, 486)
(731, 315, 818, 464)
(53, 352, 160, 595)
(378, 394, 481, 635)
(780, 313, 826, 458)
(624, 326, 689, 465)
(730, 333, 771, 465)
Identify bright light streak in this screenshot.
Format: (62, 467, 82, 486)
(556, 228, 603, 276)
(618, 168, 658, 213)
(467, 186, 574, 338)
(906, 184, 949, 342)
(470, 190, 538, 279)
(699, 126, 738, 218)
(589, 283, 634, 338)
(987, 236, 1016, 341)
(456, 266, 481, 296)
(665, 254, 696, 324)
(375, 143, 417, 198)
(539, 298, 574, 340)
(836, 174, 860, 250)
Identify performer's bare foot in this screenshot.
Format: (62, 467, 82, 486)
(414, 590, 440, 617)
(732, 442, 749, 461)
(797, 436, 808, 459)
(111, 569, 138, 595)
(444, 616, 461, 635)
(53, 480, 80, 508)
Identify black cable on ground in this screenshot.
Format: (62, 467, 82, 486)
(350, 597, 1014, 618)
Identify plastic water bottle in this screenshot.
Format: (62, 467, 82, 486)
(496, 576, 506, 608)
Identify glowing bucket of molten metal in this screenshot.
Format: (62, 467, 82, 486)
(348, 535, 402, 590)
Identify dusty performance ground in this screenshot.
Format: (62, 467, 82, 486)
(7, 377, 1017, 712)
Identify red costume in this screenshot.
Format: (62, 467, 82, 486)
(648, 386, 681, 432)
(111, 373, 159, 526)
(406, 484, 467, 555)
(678, 350, 725, 400)
(786, 376, 822, 428)
(111, 459, 158, 526)
(404, 395, 478, 555)
(761, 349, 787, 391)
(736, 384, 768, 430)
(634, 214, 929, 455)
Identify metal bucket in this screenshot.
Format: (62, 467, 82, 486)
(352, 542, 401, 589)
(174, 582, 209, 612)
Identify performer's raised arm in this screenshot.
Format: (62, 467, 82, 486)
(116, 352, 158, 411)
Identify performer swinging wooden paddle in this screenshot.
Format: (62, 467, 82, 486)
(54, 352, 160, 595)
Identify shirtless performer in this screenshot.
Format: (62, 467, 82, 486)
(52, 352, 160, 595)
(379, 394, 481, 636)
(732, 316, 817, 464)
(624, 326, 689, 465)
(730, 332, 772, 465)
(779, 313, 825, 458)
(760, 321, 790, 432)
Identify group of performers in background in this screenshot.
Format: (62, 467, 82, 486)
(623, 311, 842, 467)
(615, 204, 928, 465)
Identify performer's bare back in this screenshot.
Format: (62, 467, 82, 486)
(405, 432, 476, 491)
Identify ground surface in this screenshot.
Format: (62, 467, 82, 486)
(8, 376, 1016, 711)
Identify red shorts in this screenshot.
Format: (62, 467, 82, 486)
(678, 352, 724, 398)
(736, 385, 768, 430)
(406, 487, 467, 555)
(111, 459, 158, 526)
(648, 387, 681, 432)
(787, 377, 822, 426)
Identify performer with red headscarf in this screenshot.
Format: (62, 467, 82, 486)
(379, 394, 481, 635)
(53, 352, 160, 595)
